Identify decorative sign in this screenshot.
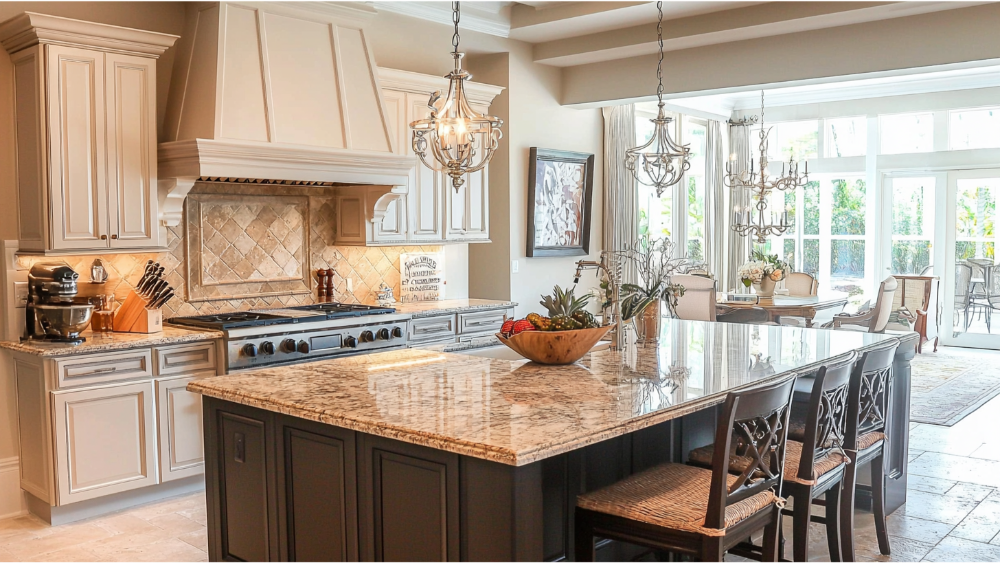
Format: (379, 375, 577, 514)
(400, 253, 445, 302)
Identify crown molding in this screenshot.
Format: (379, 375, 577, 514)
(377, 67, 504, 105)
(0, 11, 178, 56)
(371, 1, 511, 38)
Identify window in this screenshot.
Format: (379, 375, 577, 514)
(684, 119, 707, 261)
(825, 116, 866, 157)
(950, 108, 1000, 150)
(750, 121, 819, 162)
(955, 179, 997, 261)
(880, 112, 933, 154)
(829, 176, 867, 288)
(890, 178, 935, 275)
(635, 110, 672, 240)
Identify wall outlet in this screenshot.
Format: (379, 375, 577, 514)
(14, 282, 27, 308)
(511, 260, 519, 273)
(347, 277, 353, 292)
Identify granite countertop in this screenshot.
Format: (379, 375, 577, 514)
(0, 326, 222, 357)
(392, 298, 516, 318)
(189, 319, 903, 466)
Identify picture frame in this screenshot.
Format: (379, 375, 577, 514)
(526, 147, 596, 257)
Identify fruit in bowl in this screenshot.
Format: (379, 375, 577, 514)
(497, 286, 613, 365)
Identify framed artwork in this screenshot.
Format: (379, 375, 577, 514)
(526, 148, 595, 257)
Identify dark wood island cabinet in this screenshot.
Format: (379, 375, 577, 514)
(191, 321, 918, 562)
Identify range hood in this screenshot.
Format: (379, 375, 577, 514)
(158, 1, 415, 227)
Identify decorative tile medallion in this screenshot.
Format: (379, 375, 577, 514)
(186, 194, 311, 302)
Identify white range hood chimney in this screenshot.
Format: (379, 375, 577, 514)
(158, 1, 415, 227)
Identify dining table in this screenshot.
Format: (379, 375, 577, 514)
(717, 288, 851, 327)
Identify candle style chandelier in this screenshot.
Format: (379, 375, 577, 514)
(726, 91, 809, 245)
(410, 2, 503, 192)
(624, 1, 691, 198)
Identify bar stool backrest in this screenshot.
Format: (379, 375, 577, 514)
(845, 340, 899, 450)
(704, 372, 796, 529)
(797, 351, 858, 483)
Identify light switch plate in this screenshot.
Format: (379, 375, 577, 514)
(511, 260, 519, 273)
(14, 282, 28, 308)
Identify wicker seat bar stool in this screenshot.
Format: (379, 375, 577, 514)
(574, 373, 797, 562)
(839, 339, 900, 561)
(688, 351, 859, 562)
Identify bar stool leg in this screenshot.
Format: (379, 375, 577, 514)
(825, 483, 842, 562)
(574, 509, 596, 562)
(793, 489, 812, 563)
(762, 505, 781, 562)
(872, 452, 891, 555)
(701, 536, 724, 561)
(840, 451, 859, 562)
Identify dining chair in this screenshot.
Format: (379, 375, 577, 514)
(670, 274, 717, 322)
(919, 264, 934, 275)
(575, 373, 797, 562)
(827, 276, 898, 333)
(955, 263, 974, 331)
(688, 352, 859, 562)
(716, 305, 773, 325)
(986, 266, 1000, 333)
(839, 339, 900, 560)
(784, 273, 818, 297)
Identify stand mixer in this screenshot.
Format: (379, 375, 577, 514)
(24, 263, 94, 344)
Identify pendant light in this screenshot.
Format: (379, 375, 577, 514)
(410, 2, 503, 192)
(624, 1, 691, 198)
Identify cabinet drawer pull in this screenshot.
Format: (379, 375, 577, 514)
(111, 234, 118, 240)
(100, 235, 108, 240)
(90, 367, 117, 374)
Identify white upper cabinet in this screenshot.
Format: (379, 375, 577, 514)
(0, 13, 177, 253)
(375, 68, 503, 246)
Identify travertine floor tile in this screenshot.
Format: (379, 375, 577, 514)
(885, 513, 955, 544)
(3, 523, 115, 560)
(177, 528, 208, 553)
(923, 536, 1000, 562)
(24, 545, 105, 562)
(947, 482, 997, 502)
(949, 497, 1000, 543)
(896, 489, 979, 525)
(907, 474, 957, 495)
(96, 537, 207, 563)
(147, 513, 203, 535)
(910, 452, 1000, 488)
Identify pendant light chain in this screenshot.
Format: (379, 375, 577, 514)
(656, 1, 664, 102)
(452, 2, 461, 54)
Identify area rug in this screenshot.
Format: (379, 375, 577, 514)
(909, 345, 1000, 426)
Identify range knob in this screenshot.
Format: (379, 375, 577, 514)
(391, 326, 404, 338)
(344, 336, 358, 348)
(260, 341, 275, 355)
(360, 330, 374, 343)
(281, 339, 297, 353)
(242, 343, 257, 357)
(377, 328, 390, 340)
(297, 340, 310, 354)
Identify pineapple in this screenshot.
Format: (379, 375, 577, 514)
(540, 285, 591, 318)
(550, 315, 581, 331)
(571, 310, 598, 329)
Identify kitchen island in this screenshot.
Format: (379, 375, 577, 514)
(189, 320, 917, 561)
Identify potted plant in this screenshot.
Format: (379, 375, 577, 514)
(619, 238, 689, 343)
(738, 250, 791, 297)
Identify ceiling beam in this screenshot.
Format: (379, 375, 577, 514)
(535, 1, 987, 67)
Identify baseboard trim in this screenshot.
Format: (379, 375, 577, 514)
(27, 475, 204, 526)
(0, 456, 26, 520)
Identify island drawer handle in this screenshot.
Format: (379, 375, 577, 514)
(89, 367, 118, 374)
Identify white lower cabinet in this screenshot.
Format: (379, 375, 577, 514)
(156, 372, 210, 482)
(51, 380, 157, 504)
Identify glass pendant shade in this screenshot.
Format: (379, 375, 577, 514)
(625, 103, 691, 197)
(410, 50, 502, 191)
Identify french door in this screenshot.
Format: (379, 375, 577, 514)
(883, 170, 1000, 350)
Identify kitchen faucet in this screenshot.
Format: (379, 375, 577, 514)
(574, 251, 622, 351)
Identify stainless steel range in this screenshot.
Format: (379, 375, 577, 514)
(167, 303, 409, 372)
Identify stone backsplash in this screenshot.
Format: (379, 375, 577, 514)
(16, 182, 442, 319)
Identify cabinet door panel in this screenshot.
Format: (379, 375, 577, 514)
(46, 45, 107, 249)
(406, 93, 444, 241)
(156, 373, 211, 482)
(219, 411, 271, 562)
(359, 435, 459, 561)
(12, 48, 47, 249)
(52, 381, 156, 505)
(106, 53, 157, 247)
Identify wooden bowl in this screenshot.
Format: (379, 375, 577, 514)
(495, 324, 614, 365)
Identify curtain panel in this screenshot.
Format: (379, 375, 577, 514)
(705, 120, 727, 287)
(602, 105, 639, 284)
(727, 122, 753, 291)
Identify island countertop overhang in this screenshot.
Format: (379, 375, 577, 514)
(188, 320, 917, 467)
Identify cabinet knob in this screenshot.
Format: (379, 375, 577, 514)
(100, 235, 108, 240)
(111, 234, 118, 240)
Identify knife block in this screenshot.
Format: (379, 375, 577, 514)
(112, 290, 163, 334)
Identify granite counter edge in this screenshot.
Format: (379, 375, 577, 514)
(0, 330, 223, 357)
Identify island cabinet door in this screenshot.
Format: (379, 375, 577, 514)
(274, 415, 358, 562)
(357, 434, 460, 561)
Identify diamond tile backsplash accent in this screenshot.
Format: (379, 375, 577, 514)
(15, 182, 442, 319)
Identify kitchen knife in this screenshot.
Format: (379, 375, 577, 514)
(135, 261, 156, 292)
(149, 289, 174, 309)
(145, 279, 168, 299)
(139, 267, 165, 294)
